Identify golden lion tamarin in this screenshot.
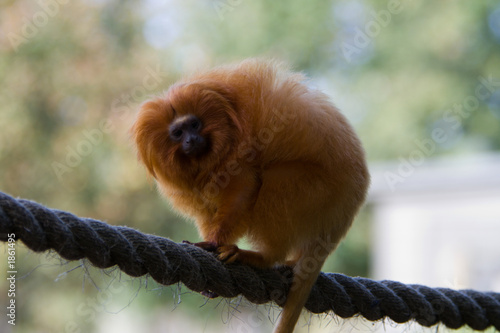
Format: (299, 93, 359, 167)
(132, 59, 369, 333)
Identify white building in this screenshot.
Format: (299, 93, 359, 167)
(368, 153, 500, 292)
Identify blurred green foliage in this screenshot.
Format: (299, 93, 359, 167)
(0, 0, 499, 332)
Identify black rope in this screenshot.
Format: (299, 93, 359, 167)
(0, 191, 499, 331)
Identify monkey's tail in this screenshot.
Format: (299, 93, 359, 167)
(273, 248, 327, 333)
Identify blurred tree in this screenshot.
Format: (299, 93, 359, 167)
(0, 0, 499, 332)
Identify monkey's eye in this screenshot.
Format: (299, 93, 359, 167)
(171, 129, 183, 140)
(191, 119, 201, 131)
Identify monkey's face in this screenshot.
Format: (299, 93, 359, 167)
(132, 81, 242, 181)
(168, 114, 207, 157)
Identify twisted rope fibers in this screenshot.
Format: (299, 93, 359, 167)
(0, 191, 499, 331)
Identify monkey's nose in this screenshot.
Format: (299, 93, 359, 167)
(183, 135, 206, 156)
(185, 134, 198, 145)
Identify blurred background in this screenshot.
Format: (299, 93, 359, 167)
(0, 0, 499, 332)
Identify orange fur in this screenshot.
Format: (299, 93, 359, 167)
(132, 58, 370, 333)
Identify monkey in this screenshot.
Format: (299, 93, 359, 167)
(132, 58, 370, 333)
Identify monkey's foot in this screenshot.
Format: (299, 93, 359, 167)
(182, 240, 218, 252)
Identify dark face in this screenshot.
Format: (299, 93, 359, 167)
(168, 114, 207, 157)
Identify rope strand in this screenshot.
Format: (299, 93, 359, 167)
(1, 191, 499, 331)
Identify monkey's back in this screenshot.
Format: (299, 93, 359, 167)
(203, 59, 360, 166)
(203, 59, 370, 257)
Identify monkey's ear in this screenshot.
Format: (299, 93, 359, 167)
(219, 88, 243, 135)
(211, 84, 237, 111)
(203, 82, 243, 134)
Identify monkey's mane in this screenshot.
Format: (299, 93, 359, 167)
(132, 81, 244, 189)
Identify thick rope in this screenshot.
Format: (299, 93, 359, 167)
(0, 191, 499, 331)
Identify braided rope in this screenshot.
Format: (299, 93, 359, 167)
(0, 191, 499, 330)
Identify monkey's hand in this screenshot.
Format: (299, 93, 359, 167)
(217, 244, 240, 263)
(184, 241, 248, 265)
(218, 245, 269, 268)
(182, 240, 218, 252)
